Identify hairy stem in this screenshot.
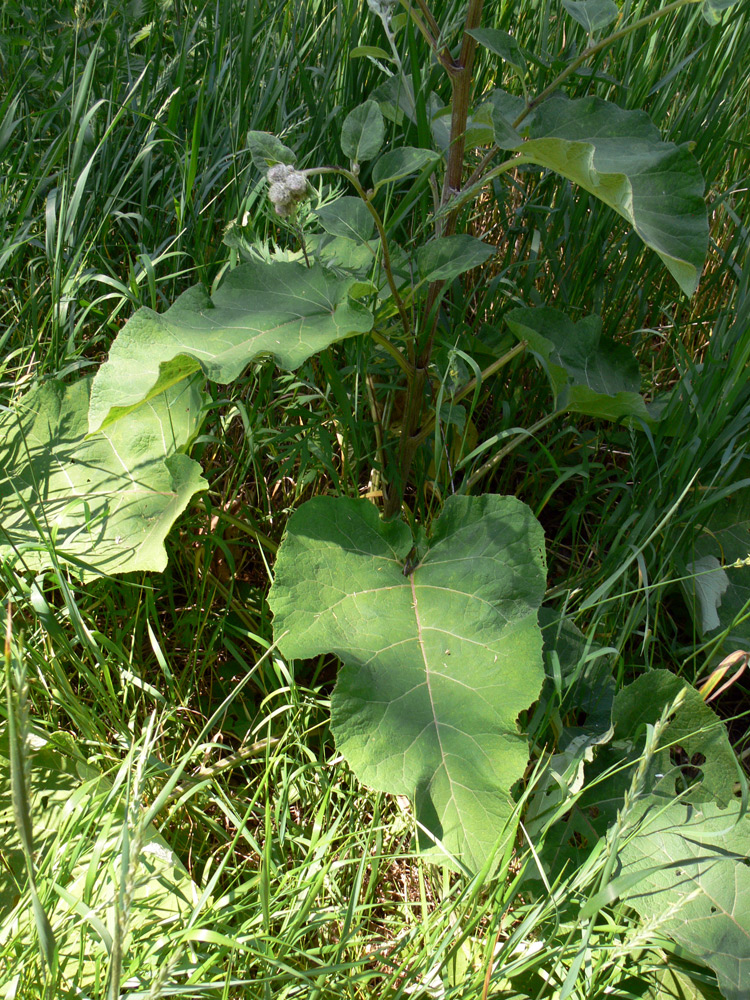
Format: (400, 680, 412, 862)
(311, 166, 413, 355)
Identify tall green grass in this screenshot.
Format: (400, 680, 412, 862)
(1, 0, 748, 995)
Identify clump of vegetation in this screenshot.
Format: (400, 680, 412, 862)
(1, 0, 749, 997)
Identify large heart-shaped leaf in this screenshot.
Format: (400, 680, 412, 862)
(505, 306, 648, 420)
(88, 260, 373, 433)
(0, 377, 206, 576)
(268, 494, 547, 870)
(504, 95, 708, 296)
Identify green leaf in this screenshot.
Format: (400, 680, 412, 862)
(268, 494, 547, 871)
(316, 196, 375, 243)
(701, 0, 739, 24)
(371, 146, 441, 192)
(561, 0, 619, 33)
(514, 96, 708, 296)
(596, 675, 749, 999)
(491, 106, 523, 149)
(684, 555, 731, 634)
(531, 671, 743, 883)
(88, 260, 374, 433)
(467, 27, 527, 75)
(0, 377, 207, 577)
(613, 671, 743, 807)
(349, 45, 394, 62)
(340, 100, 385, 163)
(505, 306, 648, 421)
(417, 235, 495, 284)
(246, 130, 296, 171)
(683, 492, 750, 645)
(650, 967, 724, 1000)
(313, 234, 376, 272)
(618, 796, 750, 1000)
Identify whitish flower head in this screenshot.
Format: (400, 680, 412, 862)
(268, 181, 291, 206)
(367, 0, 397, 17)
(286, 172, 308, 195)
(265, 163, 309, 218)
(267, 163, 294, 183)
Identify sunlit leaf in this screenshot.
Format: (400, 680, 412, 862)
(88, 260, 374, 432)
(511, 95, 708, 296)
(618, 795, 750, 1000)
(0, 725, 199, 984)
(268, 494, 546, 870)
(0, 377, 206, 577)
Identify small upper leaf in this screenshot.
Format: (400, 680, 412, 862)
(561, 0, 619, 33)
(341, 100, 385, 163)
(467, 27, 528, 76)
(268, 494, 547, 871)
(316, 196, 375, 243)
(417, 235, 495, 284)
(372, 146, 441, 192)
(88, 260, 374, 433)
(247, 131, 296, 171)
(505, 306, 648, 421)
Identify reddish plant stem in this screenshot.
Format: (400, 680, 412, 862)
(383, 0, 485, 518)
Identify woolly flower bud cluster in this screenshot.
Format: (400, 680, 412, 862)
(266, 163, 309, 218)
(367, 0, 397, 17)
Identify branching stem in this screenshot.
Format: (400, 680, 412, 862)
(310, 166, 413, 356)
